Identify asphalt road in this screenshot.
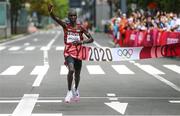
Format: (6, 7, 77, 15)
(0, 28, 180, 116)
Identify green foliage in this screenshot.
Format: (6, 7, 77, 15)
(51, 0, 69, 18)
(29, 0, 69, 18)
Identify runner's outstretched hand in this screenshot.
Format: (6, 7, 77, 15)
(72, 41, 83, 46)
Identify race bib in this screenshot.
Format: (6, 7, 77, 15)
(67, 32, 80, 43)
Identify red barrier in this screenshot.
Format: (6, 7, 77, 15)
(143, 30, 154, 47)
(137, 31, 145, 46)
(152, 28, 159, 46)
(124, 29, 180, 47)
(124, 30, 137, 47)
(111, 28, 180, 47)
(160, 31, 180, 45)
(140, 43, 180, 59)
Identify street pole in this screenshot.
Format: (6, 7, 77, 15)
(120, 0, 127, 13)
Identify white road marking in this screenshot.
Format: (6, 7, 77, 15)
(0, 96, 180, 100)
(25, 46, 35, 51)
(60, 65, 68, 75)
(107, 93, 116, 97)
(56, 46, 64, 51)
(139, 65, 165, 74)
(163, 65, 180, 74)
(31, 114, 62, 116)
(0, 114, 62, 116)
(136, 64, 180, 92)
(0, 46, 6, 51)
(8, 46, 21, 51)
(112, 65, 135, 74)
(169, 100, 180, 103)
(86, 65, 105, 74)
(42, 33, 60, 65)
(0, 66, 24, 75)
(43, 51, 49, 66)
(33, 38, 38, 42)
(93, 41, 102, 48)
(0, 100, 62, 103)
(24, 43, 30, 46)
(108, 98, 118, 101)
(152, 74, 180, 92)
(40, 47, 49, 51)
(31, 66, 49, 87)
(12, 94, 39, 116)
(105, 101, 128, 115)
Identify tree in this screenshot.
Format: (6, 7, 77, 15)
(10, 0, 26, 34)
(29, 0, 68, 18)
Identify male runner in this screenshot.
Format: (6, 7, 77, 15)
(48, 4, 94, 103)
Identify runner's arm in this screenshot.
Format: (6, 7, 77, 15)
(81, 27, 94, 44)
(48, 4, 66, 29)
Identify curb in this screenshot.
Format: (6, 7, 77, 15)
(0, 34, 27, 44)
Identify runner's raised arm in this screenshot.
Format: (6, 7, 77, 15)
(48, 4, 66, 29)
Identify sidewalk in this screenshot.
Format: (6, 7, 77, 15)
(0, 34, 26, 44)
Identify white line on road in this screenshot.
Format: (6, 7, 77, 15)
(0, 66, 24, 75)
(43, 51, 49, 66)
(108, 98, 118, 101)
(86, 65, 105, 75)
(93, 41, 102, 48)
(163, 65, 180, 74)
(25, 46, 35, 51)
(0, 114, 62, 116)
(8, 46, 21, 51)
(12, 94, 39, 116)
(41, 33, 60, 51)
(60, 65, 68, 75)
(0, 46, 6, 51)
(42, 33, 60, 66)
(24, 43, 30, 46)
(139, 65, 165, 75)
(107, 93, 116, 97)
(133, 63, 180, 92)
(169, 100, 180, 103)
(112, 65, 135, 74)
(0, 100, 62, 103)
(0, 96, 180, 100)
(152, 74, 180, 92)
(105, 101, 128, 115)
(56, 46, 64, 51)
(33, 38, 38, 42)
(31, 65, 49, 87)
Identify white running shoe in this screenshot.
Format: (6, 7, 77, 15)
(64, 91, 73, 103)
(72, 87, 80, 102)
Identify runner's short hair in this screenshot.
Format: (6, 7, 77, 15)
(68, 8, 77, 16)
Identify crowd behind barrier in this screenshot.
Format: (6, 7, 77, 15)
(108, 10, 180, 47)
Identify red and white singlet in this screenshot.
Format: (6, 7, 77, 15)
(63, 22, 84, 58)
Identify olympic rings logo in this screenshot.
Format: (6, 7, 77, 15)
(117, 49, 133, 58)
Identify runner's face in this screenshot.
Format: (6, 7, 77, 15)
(68, 12, 77, 23)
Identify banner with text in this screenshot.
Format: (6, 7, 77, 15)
(72, 43, 180, 61)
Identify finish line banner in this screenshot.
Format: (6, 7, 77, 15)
(72, 43, 180, 61)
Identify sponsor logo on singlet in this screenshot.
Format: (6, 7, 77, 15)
(67, 32, 80, 43)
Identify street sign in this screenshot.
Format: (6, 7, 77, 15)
(0, 2, 7, 28)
